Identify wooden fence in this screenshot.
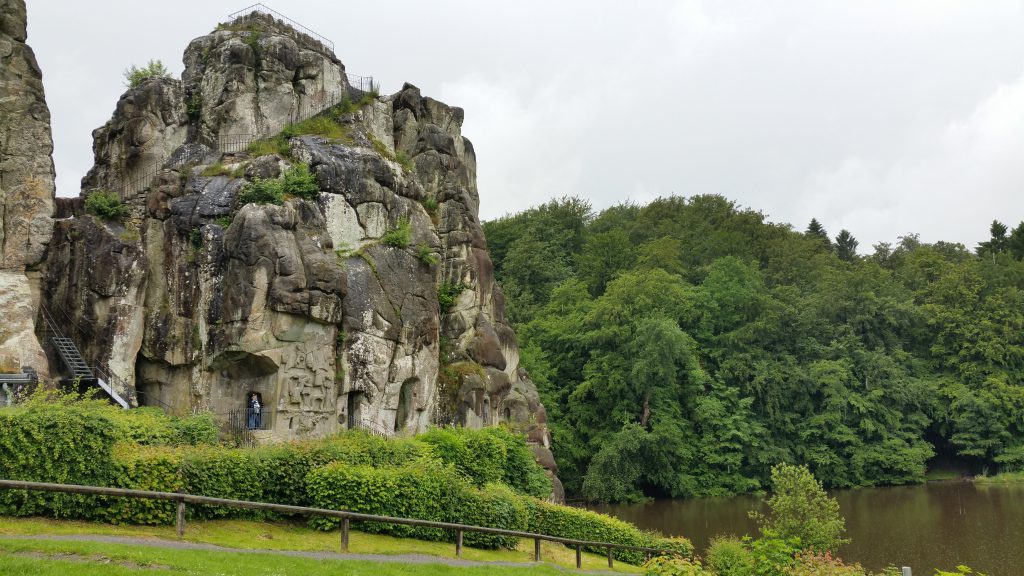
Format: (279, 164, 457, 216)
(0, 479, 676, 569)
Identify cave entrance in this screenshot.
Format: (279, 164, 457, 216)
(395, 378, 417, 433)
(347, 391, 365, 430)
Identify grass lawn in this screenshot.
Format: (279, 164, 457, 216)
(0, 537, 586, 576)
(0, 516, 642, 574)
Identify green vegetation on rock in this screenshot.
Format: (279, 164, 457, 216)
(84, 190, 128, 220)
(122, 59, 170, 88)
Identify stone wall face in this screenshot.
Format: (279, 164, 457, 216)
(41, 17, 555, 473)
(0, 0, 54, 375)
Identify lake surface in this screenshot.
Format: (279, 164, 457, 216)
(588, 481, 1024, 576)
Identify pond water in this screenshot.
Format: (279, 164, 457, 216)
(587, 481, 1024, 576)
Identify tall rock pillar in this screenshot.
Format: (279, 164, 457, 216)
(0, 0, 55, 376)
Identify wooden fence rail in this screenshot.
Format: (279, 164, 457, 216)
(0, 479, 675, 569)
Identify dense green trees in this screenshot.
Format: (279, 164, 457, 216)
(484, 195, 1024, 501)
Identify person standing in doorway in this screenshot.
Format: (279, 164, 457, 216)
(247, 393, 261, 430)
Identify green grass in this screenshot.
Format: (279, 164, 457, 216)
(247, 135, 291, 157)
(0, 537, 586, 576)
(0, 517, 641, 573)
(924, 469, 960, 482)
(974, 470, 1024, 484)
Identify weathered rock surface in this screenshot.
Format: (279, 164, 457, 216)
(42, 12, 554, 474)
(0, 0, 54, 375)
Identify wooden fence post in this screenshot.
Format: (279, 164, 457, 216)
(175, 498, 186, 538)
(456, 529, 463, 558)
(340, 517, 350, 552)
(534, 537, 541, 561)
(575, 543, 582, 569)
(607, 546, 614, 568)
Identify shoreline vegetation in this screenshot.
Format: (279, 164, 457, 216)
(482, 196, 1024, 505)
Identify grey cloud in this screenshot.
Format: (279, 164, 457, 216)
(27, 0, 1024, 250)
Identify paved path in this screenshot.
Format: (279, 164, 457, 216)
(1, 534, 624, 575)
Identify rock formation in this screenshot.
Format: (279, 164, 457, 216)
(42, 10, 555, 478)
(0, 0, 54, 376)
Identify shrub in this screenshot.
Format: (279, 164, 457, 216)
(171, 412, 219, 446)
(181, 446, 269, 519)
(396, 151, 414, 172)
(706, 536, 755, 576)
(238, 177, 284, 206)
(103, 444, 185, 525)
(456, 483, 528, 549)
(483, 426, 553, 499)
(644, 555, 713, 576)
(438, 282, 467, 312)
(422, 196, 439, 213)
(85, 190, 128, 220)
(416, 243, 440, 266)
(123, 59, 170, 88)
(0, 397, 118, 518)
(381, 217, 411, 247)
(306, 460, 465, 542)
(785, 551, 869, 576)
(306, 461, 528, 550)
(420, 427, 505, 487)
(525, 499, 693, 564)
(281, 163, 319, 199)
(753, 463, 848, 553)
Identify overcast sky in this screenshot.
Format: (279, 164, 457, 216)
(25, 0, 1024, 251)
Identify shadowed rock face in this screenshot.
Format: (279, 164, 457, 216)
(41, 13, 555, 477)
(0, 0, 54, 376)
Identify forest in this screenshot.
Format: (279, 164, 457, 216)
(482, 195, 1024, 502)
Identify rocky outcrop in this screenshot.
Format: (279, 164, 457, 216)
(42, 11, 554, 475)
(0, 0, 54, 375)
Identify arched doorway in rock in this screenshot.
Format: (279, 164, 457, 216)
(395, 378, 418, 433)
(346, 391, 365, 430)
(503, 406, 511, 423)
(482, 395, 491, 425)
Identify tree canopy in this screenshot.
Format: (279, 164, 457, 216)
(483, 195, 1024, 501)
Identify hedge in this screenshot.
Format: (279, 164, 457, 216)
(0, 397, 684, 564)
(0, 401, 117, 518)
(526, 499, 693, 564)
(419, 426, 552, 498)
(102, 444, 184, 525)
(306, 461, 527, 549)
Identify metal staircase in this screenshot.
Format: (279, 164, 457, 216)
(40, 306, 129, 409)
(51, 336, 94, 381)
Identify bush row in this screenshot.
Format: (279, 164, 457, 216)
(306, 461, 526, 549)
(0, 400, 684, 563)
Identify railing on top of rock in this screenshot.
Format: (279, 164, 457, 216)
(227, 3, 334, 53)
(112, 72, 376, 202)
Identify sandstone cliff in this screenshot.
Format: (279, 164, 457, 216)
(42, 11, 555, 479)
(0, 0, 54, 377)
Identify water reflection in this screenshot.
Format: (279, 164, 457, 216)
(587, 482, 1024, 576)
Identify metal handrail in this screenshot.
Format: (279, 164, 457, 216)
(0, 479, 679, 568)
(227, 4, 334, 52)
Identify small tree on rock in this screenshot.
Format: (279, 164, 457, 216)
(123, 59, 170, 88)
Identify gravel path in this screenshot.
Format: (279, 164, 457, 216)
(1, 534, 623, 575)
